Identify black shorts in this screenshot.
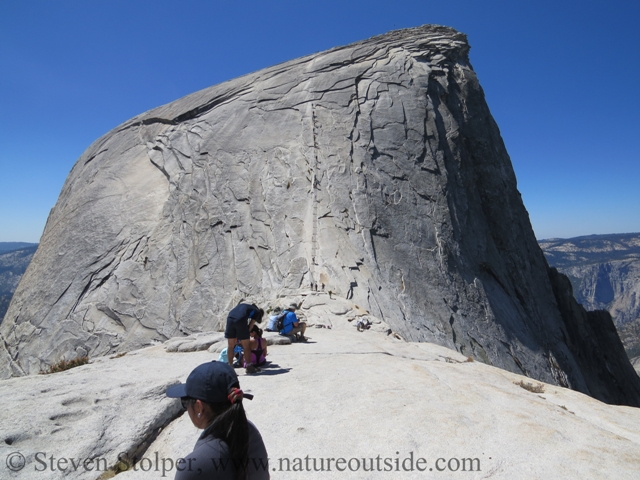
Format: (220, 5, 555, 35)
(225, 316, 251, 340)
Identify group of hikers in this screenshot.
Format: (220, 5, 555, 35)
(165, 300, 311, 478)
(224, 302, 308, 374)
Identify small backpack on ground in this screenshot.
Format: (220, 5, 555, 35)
(233, 344, 244, 368)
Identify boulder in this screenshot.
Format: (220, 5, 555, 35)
(165, 332, 225, 353)
(263, 332, 292, 345)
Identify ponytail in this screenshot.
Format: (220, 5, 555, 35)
(206, 396, 249, 480)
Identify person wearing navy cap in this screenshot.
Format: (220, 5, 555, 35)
(166, 361, 269, 479)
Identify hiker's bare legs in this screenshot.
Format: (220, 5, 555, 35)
(226, 338, 236, 366)
(241, 338, 252, 368)
(243, 320, 257, 369)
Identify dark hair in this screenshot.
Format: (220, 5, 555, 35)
(251, 304, 265, 323)
(251, 325, 263, 337)
(204, 396, 249, 480)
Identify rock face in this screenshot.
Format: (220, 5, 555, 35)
(621, 321, 640, 359)
(547, 268, 640, 406)
(1, 25, 639, 405)
(540, 233, 640, 358)
(0, 245, 37, 322)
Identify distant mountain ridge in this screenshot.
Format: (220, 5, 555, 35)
(540, 233, 640, 267)
(540, 233, 640, 358)
(0, 244, 38, 322)
(0, 242, 37, 254)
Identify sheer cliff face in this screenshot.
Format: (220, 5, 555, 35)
(1, 25, 638, 404)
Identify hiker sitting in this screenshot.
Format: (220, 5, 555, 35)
(265, 307, 282, 332)
(250, 325, 268, 366)
(279, 304, 307, 341)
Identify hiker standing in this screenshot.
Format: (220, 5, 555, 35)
(224, 303, 264, 374)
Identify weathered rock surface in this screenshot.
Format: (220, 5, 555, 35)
(632, 356, 640, 375)
(0, 346, 211, 480)
(1, 302, 639, 480)
(621, 320, 640, 360)
(540, 233, 640, 358)
(1, 25, 639, 405)
(0, 245, 37, 322)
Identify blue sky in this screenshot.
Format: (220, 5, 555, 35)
(1, 0, 638, 242)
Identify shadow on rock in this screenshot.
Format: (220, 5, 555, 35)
(254, 363, 291, 376)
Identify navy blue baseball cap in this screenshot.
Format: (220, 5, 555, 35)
(166, 361, 253, 402)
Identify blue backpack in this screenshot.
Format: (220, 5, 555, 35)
(275, 309, 290, 331)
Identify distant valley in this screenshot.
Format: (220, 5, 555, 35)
(0, 243, 37, 321)
(539, 233, 640, 359)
